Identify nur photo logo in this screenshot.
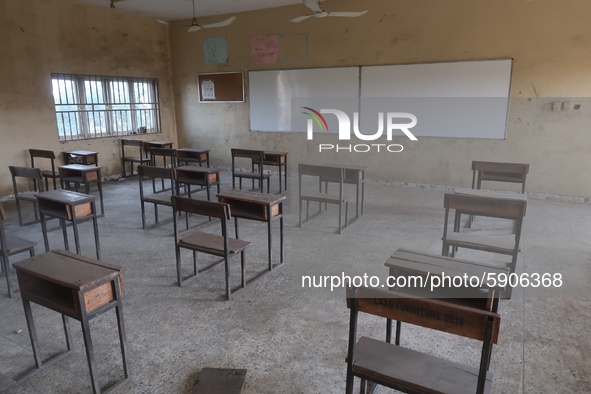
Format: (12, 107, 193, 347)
(302, 107, 418, 153)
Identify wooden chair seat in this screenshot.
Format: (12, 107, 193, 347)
(444, 232, 516, 254)
(299, 192, 344, 205)
(233, 171, 271, 180)
(125, 156, 151, 163)
(179, 231, 251, 255)
(142, 192, 173, 205)
(2, 234, 37, 255)
(353, 336, 494, 394)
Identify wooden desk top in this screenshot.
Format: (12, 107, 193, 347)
(59, 164, 102, 172)
(63, 150, 98, 156)
(176, 165, 218, 174)
(386, 248, 509, 289)
(264, 151, 288, 156)
(36, 190, 95, 204)
(177, 148, 210, 153)
(217, 189, 285, 206)
(454, 187, 527, 201)
(145, 141, 173, 146)
(324, 163, 367, 171)
(13, 250, 123, 292)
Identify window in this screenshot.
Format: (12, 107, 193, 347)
(51, 74, 161, 141)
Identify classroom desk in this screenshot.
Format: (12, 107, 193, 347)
(384, 248, 509, 344)
(217, 189, 285, 270)
(252, 151, 288, 193)
(59, 164, 105, 216)
(175, 165, 220, 201)
(36, 190, 101, 260)
(471, 161, 529, 193)
(321, 164, 366, 219)
(176, 148, 210, 167)
(63, 150, 99, 166)
(13, 250, 129, 394)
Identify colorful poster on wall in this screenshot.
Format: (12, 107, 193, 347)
(203, 37, 228, 64)
(251, 35, 279, 64)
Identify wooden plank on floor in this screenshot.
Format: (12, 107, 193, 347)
(192, 368, 247, 394)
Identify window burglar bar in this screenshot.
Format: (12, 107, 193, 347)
(52, 74, 161, 141)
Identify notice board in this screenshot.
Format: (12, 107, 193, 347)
(198, 72, 244, 103)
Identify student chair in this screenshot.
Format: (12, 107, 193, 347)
(8, 166, 43, 226)
(230, 149, 271, 194)
(121, 138, 151, 177)
(0, 201, 36, 298)
(29, 149, 60, 190)
(298, 163, 348, 234)
(346, 286, 500, 394)
(137, 165, 176, 229)
(441, 193, 526, 298)
(171, 196, 251, 300)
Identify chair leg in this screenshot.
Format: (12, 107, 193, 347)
(224, 255, 231, 301)
(175, 245, 182, 287)
(154, 204, 159, 224)
(299, 198, 302, 227)
(15, 199, 24, 226)
(1, 254, 12, 298)
(141, 201, 147, 229)
(241, 251, 246, 288)
(193, 251, 197, 276)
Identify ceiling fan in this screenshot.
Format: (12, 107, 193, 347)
(290, 0, 368, 23)
(156, 0, 236, 33)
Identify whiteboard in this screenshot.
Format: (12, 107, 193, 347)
(248, 67, 359, 132)
(360, 59, 512, 139)
(248, 59, 512, 139)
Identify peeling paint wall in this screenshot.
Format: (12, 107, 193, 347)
(170, 0, 591, 197)
(0, 0, 177, 196)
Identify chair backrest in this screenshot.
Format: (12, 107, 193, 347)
(347, 286, 500, 343)
(231, 148, 264, 162)
(29, 149, 56, 162)
(137, 165, 175, 180)
(137, 165, 176, 195)
(471, 160, 529, 175)
(121, 138, 143, 147)
(444, 193, 526, 221)
(172, 196, 231, 221)
(9, 166, 43, 192)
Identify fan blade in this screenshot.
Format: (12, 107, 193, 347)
(155, 19, 169, 25)
(303, 0, 323, 13)
(290, 14, 314, 23)
(326, 11, 368, 17)
(186, 25, 202, 33)
(201, 16, 236, 29)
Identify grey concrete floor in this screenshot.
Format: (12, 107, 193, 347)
(1, 170, 590, 393)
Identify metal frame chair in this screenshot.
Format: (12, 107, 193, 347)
(8, 166, 43, 226)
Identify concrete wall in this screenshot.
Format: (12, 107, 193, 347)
(0, 0, 177, 196)
(170, 0, 591, 197)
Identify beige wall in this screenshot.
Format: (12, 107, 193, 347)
(170, 0, 591, 197)
(0, 0, 177, 196)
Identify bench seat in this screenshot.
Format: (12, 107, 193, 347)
(353, 336, 494, 394)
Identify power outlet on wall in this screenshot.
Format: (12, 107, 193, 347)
(552, 101, 563, 112)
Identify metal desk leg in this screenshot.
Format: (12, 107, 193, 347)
(267, 208, 272, 271)
(61, 219, 69, 251)
(40, 213, 50, 252)
(22, 299, 43, 369)
(92, 204, 101, 260)
(280, 212, 284, 265)
(79, 317, 100, 394)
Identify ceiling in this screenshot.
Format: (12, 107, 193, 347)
(72, 0, 305, 22)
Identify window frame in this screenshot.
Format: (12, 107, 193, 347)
(51, 73, 162, 141)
